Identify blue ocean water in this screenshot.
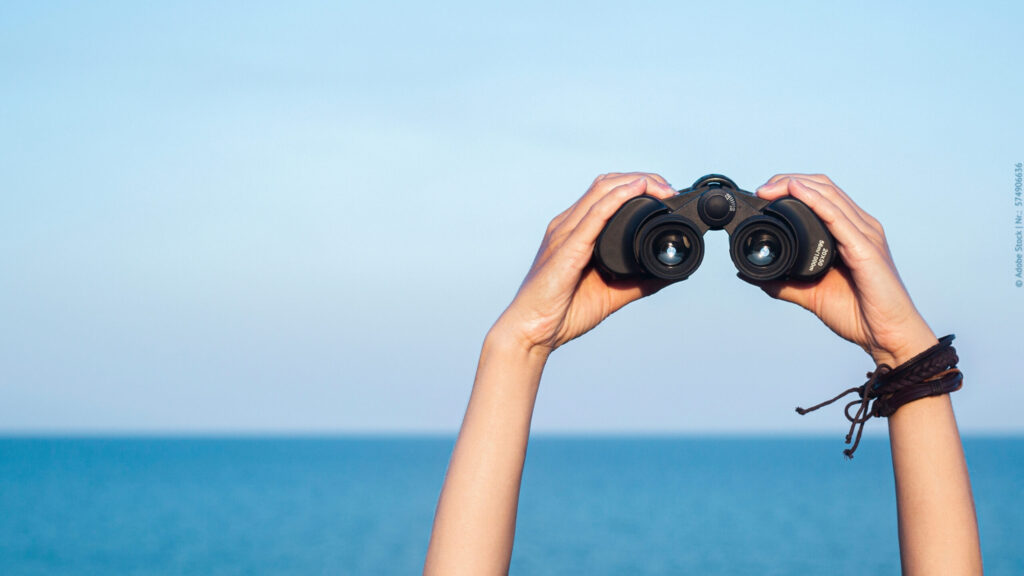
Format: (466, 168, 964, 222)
(0, 437, 1020, 575)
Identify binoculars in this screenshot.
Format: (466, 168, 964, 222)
(593, 174, 836, 283)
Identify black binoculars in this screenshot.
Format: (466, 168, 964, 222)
(593, 174, 836, 283)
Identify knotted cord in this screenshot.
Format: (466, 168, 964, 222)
(795, 335, 961, 458)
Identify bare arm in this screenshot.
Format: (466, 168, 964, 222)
(424, 173, 676, 575)
(889, 394, 981, 575)
(425, 171, 982, 574)
(422, 330, 545, 575)
(752, 174, 982, 575)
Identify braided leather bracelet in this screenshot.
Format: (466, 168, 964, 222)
(796, 335, 962, 458)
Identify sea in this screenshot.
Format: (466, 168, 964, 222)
(0, 436, 1020, 575)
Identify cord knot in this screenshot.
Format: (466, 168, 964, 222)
(795, 335, 960, 458)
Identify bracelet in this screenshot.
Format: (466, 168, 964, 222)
(795, 335, 962, 458)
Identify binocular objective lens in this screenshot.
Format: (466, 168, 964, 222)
(637, 214, 703, 281)
(745, 232, 781, 267)
(651, 232, 689, 267)
(657, 241, 683, 266)
(730, 216, 796, 281)
(750, 244, 774, 265)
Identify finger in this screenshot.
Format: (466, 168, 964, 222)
(590, 173, 670, 198)
(550, 178, 651, 273)
(756, 176, 880, 249)
(532, 176, 653, 271)
(542, 173, 655, 246)
(786, 179, 881, 265)
(757, 173, 835, 201)
(762, 172, 832, 188)
(534, 175, 662, 272)
(812, 178, 885, 236)
(599, 171, 670, 188)
(755, 177, 791, 200)
(588, 172, 673, 201)
(760, 174, 883, 236)
(559, 173, 673, 234)
(791, 178, 879, 243)
(645, 172, 672, 189)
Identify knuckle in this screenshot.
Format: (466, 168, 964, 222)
(590, 197, 618, 219)
(788, 177, 810, 194)
(556, 245, 586, 269)
(546, 215, 563, 235)
(867, 216, 884, 234)
(600, 196, 625, 215)
(616, 182, 640, 195)
(814, 203, 839, 223)
(847, 240, 880, 263)
(590, 173, 618, 193)
(609, 185, 641, 204)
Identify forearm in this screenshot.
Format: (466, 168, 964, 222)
(423, 173, 669, 574)
(424, 326, 548, 576)
(888, 394, 982, 575)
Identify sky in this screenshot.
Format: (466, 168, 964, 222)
(2, 1, 1022, 434)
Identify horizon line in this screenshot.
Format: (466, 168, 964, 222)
(0, 430, 1021, 439)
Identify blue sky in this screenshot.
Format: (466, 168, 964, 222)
(2, 1, 1022, 433)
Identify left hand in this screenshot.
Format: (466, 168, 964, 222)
(744, 173, 938, 367)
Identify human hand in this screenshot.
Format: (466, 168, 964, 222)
(746, 174, 938, 367)
(492, 173, 677, 356)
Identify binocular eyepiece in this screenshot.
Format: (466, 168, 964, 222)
(593, 174, 836, 283)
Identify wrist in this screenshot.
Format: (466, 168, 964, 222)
(870, 326, 939, 368)
(873, 340, 939, 368)
(485, 319, 553, 365)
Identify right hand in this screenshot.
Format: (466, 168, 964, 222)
(492, 172, 677, 356)
(746, 174, 938, 367)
